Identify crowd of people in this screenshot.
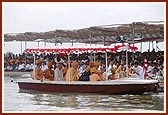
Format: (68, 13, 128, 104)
(4, 49, 164, 81)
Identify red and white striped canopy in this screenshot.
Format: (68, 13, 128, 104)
(24, 44, 138, 54)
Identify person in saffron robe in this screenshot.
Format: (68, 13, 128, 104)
(89, 67, 100, 81)
(94, 61, 105, 81)
(32, 59, 44, 80)
(115, 64, 126, 78)
(65, 61, 79, 81)
(43, 62, 54, 81)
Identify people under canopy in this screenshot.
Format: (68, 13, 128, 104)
(107, 61, 117, 80)
(131, 61, 144, 79)
(89, 67, 101, 81)
(43, 62, 54, 81)
(78, 62, 93, 81)
(79, 61, 105, 81)
(65, 61, 80, 81)
(115, 61, 127, 78)
(32, 59, 44, 80)
(93, 61, 105, 81)
(54, 62, 65, 81)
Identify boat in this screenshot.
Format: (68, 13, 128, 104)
(16, 45, 162, 95)
(17, 78, 159, 95)
(158, 82, 164, 92)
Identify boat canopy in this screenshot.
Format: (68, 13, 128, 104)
(24, 44, 138, 54)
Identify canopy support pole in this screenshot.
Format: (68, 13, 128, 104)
(21, 41, 22, 54)
(103, 37, 106, 46)
(149, 41, 150, 52)
(37, 41, 40, 47)
(68, 53, 71, 82)
(156, 41, 158, 52)
(25, 39, 27, 51)
(126, 46, 128, 78)
(55, 39, 58, 46)
(152, 40, 154, 50)
(71, 39, 73, 46)
(33, 53, 36, 79)
(89, 33, 92, 46)
(105, 51, 108, 80)
(44, 41, 46, 46)
(94, 52, 95, 62)
(140, 41, 142, 53)
(132, 26, 135, 61)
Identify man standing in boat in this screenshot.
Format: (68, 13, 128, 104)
(32, 59, 44, 80)
(132, 61, 143, 79)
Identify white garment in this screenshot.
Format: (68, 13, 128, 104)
(147, 65, 153, 73)
(41, 64, 48, 71)
(78, 65, 86, 74)
(25, 64, 31, 70)
(54, 57, 66, 66)
(107, 65, 117, 72)
(54, 68, 64, 81)
(132, 66, 143, 79)
(18, 64, 24, 70)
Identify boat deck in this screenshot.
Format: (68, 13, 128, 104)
(17, 78, 158, 85)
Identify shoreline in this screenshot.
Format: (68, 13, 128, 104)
(4, 71, 31, 77)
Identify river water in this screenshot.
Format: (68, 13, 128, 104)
(3, 75, 165, 112)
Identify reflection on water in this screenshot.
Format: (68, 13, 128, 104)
(4, 76, 164, 112)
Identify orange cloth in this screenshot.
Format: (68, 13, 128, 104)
(89, 61, 94, 67)
(89, 73, 100, 81)
(116, 65, 124, 72)
(115, 65, 126, 78)
(32, 67, 44, 80)
(65, 67, 79, 81)
(110, 67, 116, 74)
(94, 62, 101, 66)
(96, 70, 104, 81)
(43, 69, 54, 81)
(85, 66, 90, 72)
(47, 62, 52, 67)
(71, 62, 78, 67)
(127, 67, 132, 77)
(62, 66, 68, 78)
(90, 67, 96, 73)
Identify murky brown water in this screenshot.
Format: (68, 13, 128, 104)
(3, 76, 164, 112)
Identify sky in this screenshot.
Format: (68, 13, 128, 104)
(3, 2, 165, 54)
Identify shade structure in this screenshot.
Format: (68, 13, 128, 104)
(4, 21, 164, 46)
(114, 43, 138, 51)
(24, 46, 117, 54)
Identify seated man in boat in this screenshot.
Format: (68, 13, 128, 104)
(78, 61, 94, 81)
(158, 65, 164, 77)
(32, 59, 44, 80)
(115, 63, 126, 78)
(107, 61, 116, 80)
(89, 67, 100, 81)
(131, 61, 143, 79)
(43, 62, 54, 81)
(65, 61, 80, 81)
(79, 66, 91, 81)
(54, 62, 65, 81)
(94, 61, 105, 81)
(62, 61, 69, 79)
(127, 64, 133, 77)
